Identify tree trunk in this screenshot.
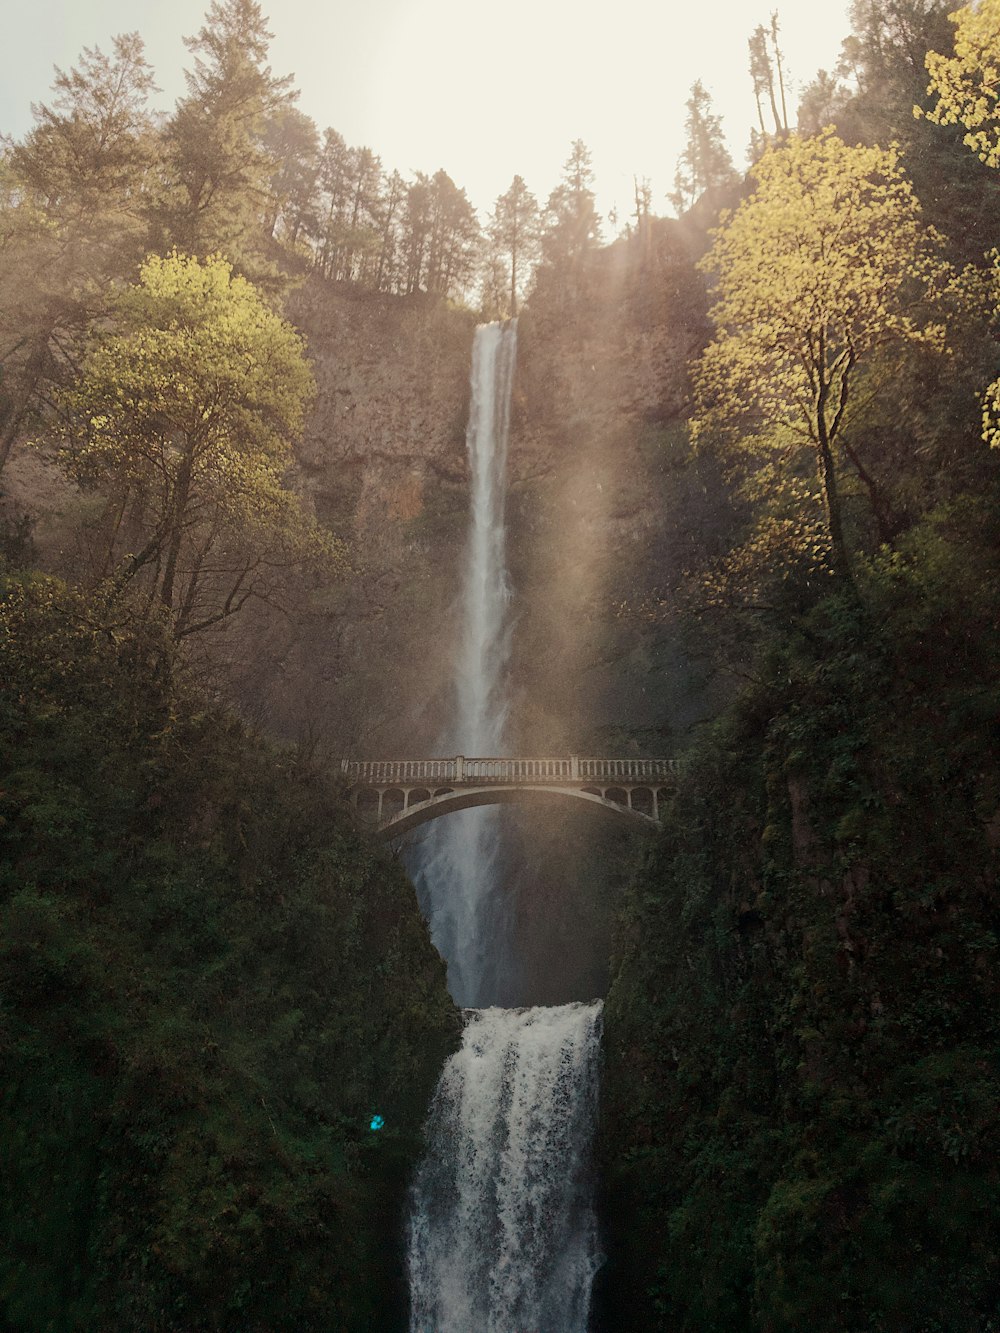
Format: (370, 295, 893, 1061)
(0, 334, 49, 475)
(815, 343, 852, 583)
(159, 447, 195, 617)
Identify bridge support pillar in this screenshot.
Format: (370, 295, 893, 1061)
(571, 754, 580, 780)
(455, 755, 465, 780)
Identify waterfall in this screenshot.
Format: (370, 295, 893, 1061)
(407, 324, 602, 1332)
(411, 320, 518, 1009)
(408, 1003, 603, 1333)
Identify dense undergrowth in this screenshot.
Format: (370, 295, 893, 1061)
(598, 502, 1000, 1331)
(0, 573, 459, 1331)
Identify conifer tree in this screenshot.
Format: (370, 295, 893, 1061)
(541, 140, 601, 268)
(487, 175, 540, 316)
(153, 0, 293, 279)
(1, 34, 158, 474)
(669, 80, 736, 215)
(748, 15, 790, 158)
(262, 105, 320, 246)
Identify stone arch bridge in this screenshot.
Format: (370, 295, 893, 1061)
(340, 756, 678, 837)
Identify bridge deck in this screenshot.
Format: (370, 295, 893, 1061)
(341, 756, 678, 787)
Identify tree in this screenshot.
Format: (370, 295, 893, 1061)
(54, 252, 340, 637)
(922, 0, 1000, 451)
(262, 104, 319, 246)
(669, 80, 737, 215)
(921, 0, 1000, 167)
(0, 34, 158, 474)
(154, 0, 293, 278)
(400, 169, 479, 299)
(828, 0, 1000, 266)
(487, 175, 540, 316)
(850, 0, 954, 96)
(748, 15, 790, 155)
(693, 131, 950, 579)
(541, 139, 601, 268)
(797, 69, 851, 136)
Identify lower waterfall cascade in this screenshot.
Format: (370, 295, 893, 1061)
(407, 1003, 603, 1333)
(405, 323, 604, 1330)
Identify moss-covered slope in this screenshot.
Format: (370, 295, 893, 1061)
(598, 507, 1000, 1332)
(0, 575, 459, 1331)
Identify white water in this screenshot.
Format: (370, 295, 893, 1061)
(411, 321, 518, 1008)
(408, 1003, 603, 1333)
(407, 324, 602, 1332)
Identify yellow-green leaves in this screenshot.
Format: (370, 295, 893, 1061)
(922, 0, 1000, 168)
(921, 7, 1000, 449)
(55, 252, 340, 636)
(697, 132, 943, 447)
(693, 132, 951, 575)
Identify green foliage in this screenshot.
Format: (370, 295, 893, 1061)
(0, 34, 158, 474)
(152, 0, 294, 283)
(53, 251, 342, 638)
(694, 131, 953, 581)
(536, 139, 602, 297)
(921, 0, 1000, 169)
(670, 80, 737, 215)
(484, 175, 541, 319)
(599, 500, 1000, 1331)
(0, 576, 459, 1330)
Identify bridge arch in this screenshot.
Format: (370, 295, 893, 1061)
(377, 783, 661, 838)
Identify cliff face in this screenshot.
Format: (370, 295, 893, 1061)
(505, 219, 715, 755)
(264, 222, 715, 762)
(224, 283, 478, 752)
(2, 223, 716, 765)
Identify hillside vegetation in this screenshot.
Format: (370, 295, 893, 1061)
(0, 574, 457, 1330)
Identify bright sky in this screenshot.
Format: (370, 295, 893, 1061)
(1, 0, 852, 227)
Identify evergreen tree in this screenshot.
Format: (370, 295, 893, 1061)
(821, 0, 1000, 263)
(262, 104, 320, 247)
(541, 139, 601, 269)
(1, 34, 158, 474)
(313, 127, 352, 279)
(153, 0, 294, 279)
(797, 69, 851, 136)
(669, 80, 736, 215)
(487, 175, 540, 317)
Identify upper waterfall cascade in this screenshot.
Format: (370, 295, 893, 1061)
(409, 321, 518, 1009)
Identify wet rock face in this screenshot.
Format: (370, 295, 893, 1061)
(232, 223, 714, 762)
(291, 282, 474, 477)
(504, 220, 713, 755)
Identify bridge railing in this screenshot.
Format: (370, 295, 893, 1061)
(340, 756, 679, 786)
